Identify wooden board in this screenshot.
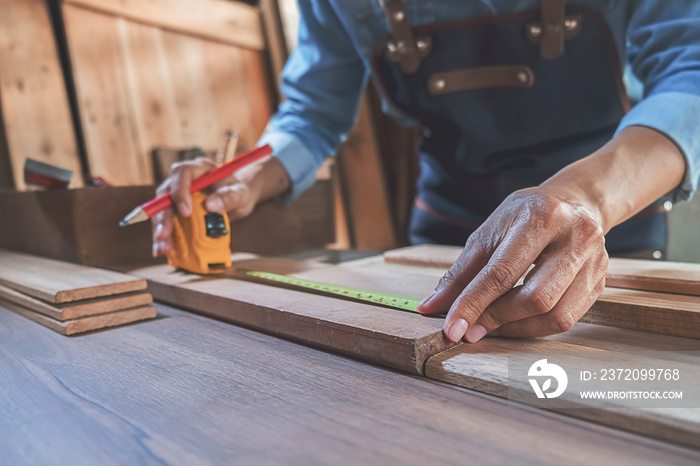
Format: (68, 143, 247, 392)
(384, 244, 460, 269)
(384, 246, 700, 297)
(63, 5, 146, 186)
(3, 299, 156, 335)
(426, 336, 700, 450)
(63, 0, 264, 51)
(62, 2, 273, 186)
(337, 95, 397, 250)
(124, 257, 454, 375)
(0, 0, 84, 189)
(0, 283, 152, 321)
(583, 287, 700, 339)
(0, 250, 147, 303)
(607, 258, 700, 296)
(3, 304, 698, 464)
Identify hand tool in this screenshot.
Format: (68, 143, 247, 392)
(119, 144, 272, 227)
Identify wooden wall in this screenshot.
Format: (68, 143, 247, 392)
(61, 0, 274, 186)
(0, 0, 84, 189)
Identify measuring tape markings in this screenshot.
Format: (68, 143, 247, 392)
(240, 270, 422, 313)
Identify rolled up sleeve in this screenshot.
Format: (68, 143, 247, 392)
(616, 1, 700, 202)
(259, 0, 368, 203)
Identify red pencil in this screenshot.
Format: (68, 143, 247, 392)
(119, 144, 272, 227)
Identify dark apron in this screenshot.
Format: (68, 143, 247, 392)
(371, 0, 667, 255)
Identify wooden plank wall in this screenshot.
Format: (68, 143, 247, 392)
(61, 0, 273, 186)
(0, 0, 84, 189)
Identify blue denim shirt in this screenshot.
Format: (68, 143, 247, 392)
(259, 0, 700, 204)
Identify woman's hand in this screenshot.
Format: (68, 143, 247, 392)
(151, 157, 258, 258)
(417, 186, 608, 341)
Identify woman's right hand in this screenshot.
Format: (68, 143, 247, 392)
(151, 157, 257, 258)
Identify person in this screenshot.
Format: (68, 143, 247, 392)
(152, 0, 700, 344)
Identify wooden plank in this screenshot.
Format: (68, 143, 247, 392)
(0, 0, 84, 189)
(3, 304, 698, 464)
(3, 299, 156, 335)
(337, 94, 397, 250)
(0, 283, 152, 321)
(607, 258, 700, 296)
(63, 0, 264, 51)
(62, 4, 147, 186)
(384, 244, 460, 269)
(0, 250, 147, 303)
(426, 337, 700, 450)
(124, 258, 453, 375)
(259, 0, 288, 101)
(385, 246, 700, 297)
(583, 288, 700, 339)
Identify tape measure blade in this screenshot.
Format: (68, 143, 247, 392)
(230, 268, 422, 313)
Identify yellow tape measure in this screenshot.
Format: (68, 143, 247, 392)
(234, 269, 422, 313)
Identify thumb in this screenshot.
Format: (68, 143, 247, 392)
(205, 184, 248, 213)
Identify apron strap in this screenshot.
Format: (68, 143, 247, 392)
(380, 0, 426, 73)
(540, 0, 566, 59)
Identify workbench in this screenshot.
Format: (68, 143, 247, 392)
(2, 300, 699, 465)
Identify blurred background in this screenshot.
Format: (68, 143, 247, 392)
(0, 0, 697, 261)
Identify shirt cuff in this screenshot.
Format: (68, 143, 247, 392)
(615, 92, 700, 202)
(258, 131, 322, 204)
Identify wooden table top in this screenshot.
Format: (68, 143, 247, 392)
(1, 302, 699, 465)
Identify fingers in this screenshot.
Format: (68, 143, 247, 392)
(170, 158, 216, 217)
(417, 231, 490, 315)
(466, 247, 585, 342)
(441, 219, 553, 342)
(206, 183, 254, 220)
(494, 255, 607, 338)
(151, 208, 174, 257)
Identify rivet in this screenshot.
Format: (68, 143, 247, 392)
(565, 19, 578, 30)
(416, 39, 427, 50)
(664, 200, 673, 212)
(529, 25, 542, 37)
(396, 40, 408, 53)
(393, 11, 405, 22)
(387, 42, 396, 53)
(433, 79, 446, 91)
(652, 250, 663, 260)
(517, 71, 529, 83)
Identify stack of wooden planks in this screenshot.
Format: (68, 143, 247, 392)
(0, 249, 156, 335)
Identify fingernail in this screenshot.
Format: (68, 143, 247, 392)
(178, 202, 191, 217)
(206, 195, 225, 212)
(445, 318, 469, 342)
(418, 291, 437, 309)
(152, 243, 158, 258)
(154, 223, 164, 238)
(466, 324, 488, 343)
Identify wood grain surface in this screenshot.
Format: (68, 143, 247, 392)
(0, 0, 84, 189)
(384, 246, 700, 297)
(1, 302, 699, 464)
(62, 2, 273, 186)
(63, 0, 264, 50)
(3, 299, 157, 335)
(0, 249, 146, 303)
(583, 287, 700, 339)
(384, 244, 461, 269)
(426, 337, 700, 450)
(607, 258, 700, 296)
(0, 283, 152, 320)
(124, 257, 452, 375)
